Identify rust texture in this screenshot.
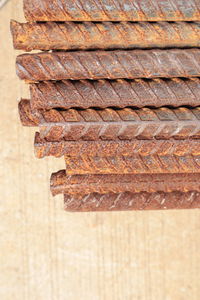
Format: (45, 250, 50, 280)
(23, 0, 200, 22)
(39, 109, 200, 141)
(34, 133, 200, 158)
(16, 49, 200, 82)
(19, 99, 200, 140)
(64, 154, 200, 175)
(64, 191, 200, 211)
(11, 20, 200, 51)
(18, 99, 40, 126)
(50, 170, 200, 196)
(30, 78, 200, 110)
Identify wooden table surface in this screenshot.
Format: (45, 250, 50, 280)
(1, 1, 200, 299)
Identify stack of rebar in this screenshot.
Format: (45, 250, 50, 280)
(11, 0, 200, 211)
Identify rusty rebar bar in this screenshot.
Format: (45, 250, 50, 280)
(18, 99, 40, 126)
(16, 49, 200, 82)
(11, 20, 200, 51)
(19, 99, 200, 140)
(50, 171, 200, 196)
(30, 78, 200, 110)
(34, 133, 200, 158)
(39, 110, 200, 142)
(64, 191, 200, 211)
(64, 154, 200, 174)
(23, 0, 200, 22)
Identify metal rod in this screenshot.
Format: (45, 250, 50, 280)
(11, 20, 200, 51)
(19, 100, 200, 141)
(16, 49, 200, 81)
(34, 133, 200, 158)
(50, 170, 200, 195)
(29, 78, 200, 110)
(23, 0, 200, 22)
(64, 191, 200, 211)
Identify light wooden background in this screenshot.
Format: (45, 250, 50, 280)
(1, 1, 200, 299)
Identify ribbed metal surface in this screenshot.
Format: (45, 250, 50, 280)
(19, 100, 200, 141)
(17, 49, 200, 81)
(23, 0, 200, 22)
(11, 20, 200, 51)
(64, 191, 200, 211)
(30, 78, 200, 110)
(34, 133, 200, 158)
(51, 171, 200, 196)
(64, 154, 200, 174)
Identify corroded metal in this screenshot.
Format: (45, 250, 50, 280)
(34, 133, 200, 158)
(64, 191, 200, 211)
(16, 49, 200, 82)
(64, 154, 200, 174)
(23, 0, 200, 22)
(19, 99, 200, 140)
(11, 20, 200, 51)
(30, 78, 200, 110)
(39, 110, 200, 141)
(18, 99, 40, 126)
(50, 170, 200, 196)
(11, 0, 200, 205)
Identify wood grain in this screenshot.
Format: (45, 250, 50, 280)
(1, 1, 200, 299)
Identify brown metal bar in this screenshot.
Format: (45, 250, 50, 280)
(11, 20, 200, 51)
(16, 49, 200, 82)
(34, 133, 200, 158)
(30, 78, 200, 110)
(19, 99, 200, 140)
(39, 113, 200, 141)
(50, 170, 200, 196)
(23, 0, 200, 22)
(40, 119, 200, 141)
(64, 154, 200, 174)
(18, 99, 40, 126)
(64, 191, 200, 211)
